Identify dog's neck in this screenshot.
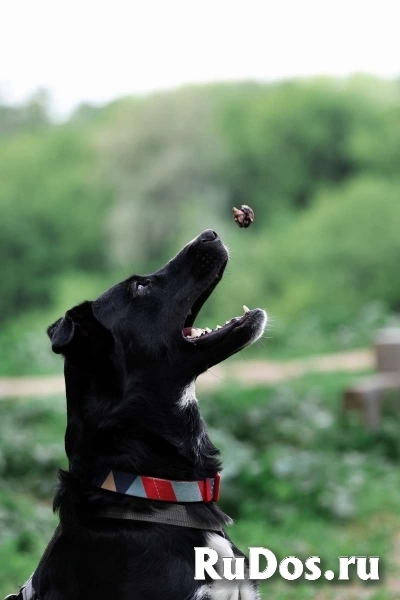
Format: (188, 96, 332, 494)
(63, 362, 220, 485)
(55, 359, 229, 530)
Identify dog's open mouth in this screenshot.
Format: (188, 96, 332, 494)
(183, 305, 253, 343)
(181, 265, 261, 345)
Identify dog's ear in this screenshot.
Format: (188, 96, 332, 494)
(47, 301, 108, 357)
(47, 315, 76, 354)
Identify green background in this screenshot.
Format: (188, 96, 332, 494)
(1, 76, 399, 598)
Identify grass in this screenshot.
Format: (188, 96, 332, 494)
(0, 396, 64, 595)
(230, 511, 400, 599)
(1, 373, 400, 598)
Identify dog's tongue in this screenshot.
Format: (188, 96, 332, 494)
(182, 327, 192, 337)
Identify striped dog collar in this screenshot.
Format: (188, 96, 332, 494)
(93, 470, 221, 503)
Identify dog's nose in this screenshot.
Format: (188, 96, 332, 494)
(200, 229, 218, 242)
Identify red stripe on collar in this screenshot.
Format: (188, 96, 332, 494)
(93, 470, 221, 503)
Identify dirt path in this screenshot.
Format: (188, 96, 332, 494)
(0, 349, 373, 399)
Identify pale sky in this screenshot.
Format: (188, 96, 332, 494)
(0, 0, 399, 117)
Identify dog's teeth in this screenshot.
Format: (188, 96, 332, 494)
(189, 328, 202, 338)
(205, 327, 212, 333)
(216, 325, 222, 330)
(225, 320, 230, 324)
(243, 305, 250, 314)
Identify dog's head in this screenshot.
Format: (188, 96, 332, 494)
(48, 230, 267, 388)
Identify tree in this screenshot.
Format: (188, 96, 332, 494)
(0, 126, 110, 322)
(99, 87, 229, 269)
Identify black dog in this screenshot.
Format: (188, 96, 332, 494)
(24, 230, 267, 600)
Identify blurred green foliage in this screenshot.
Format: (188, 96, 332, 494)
(0, 123, 110, 322)
(0, 76, 399, 361)
(1, 79, 400, 598)
(2, 375, 400, 598)
(204, 373, 400, 523)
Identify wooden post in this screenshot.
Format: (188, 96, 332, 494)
(375, 328, 400, 373)
(343, 328, 400, 429)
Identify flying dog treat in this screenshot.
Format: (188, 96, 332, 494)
(232, 205, 254, 228)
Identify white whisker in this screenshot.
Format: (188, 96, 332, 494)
(207, 369, 230, 384)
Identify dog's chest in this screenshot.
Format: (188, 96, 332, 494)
(194, 534, 260, 600)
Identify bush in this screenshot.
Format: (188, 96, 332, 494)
(218, 77, 382, 220)
(202, 374, 400, 522)
(264, 175, 400, 322)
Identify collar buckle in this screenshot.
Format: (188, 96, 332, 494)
(212, 472, 221, 502)
(201, 473, 221, 502)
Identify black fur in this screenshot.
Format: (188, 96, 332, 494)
(31, 230, 265, 599)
